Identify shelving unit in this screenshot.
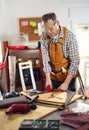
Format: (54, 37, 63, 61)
(8, 48, 45, 91)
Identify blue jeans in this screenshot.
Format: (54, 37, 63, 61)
(52, 78, 76, 92)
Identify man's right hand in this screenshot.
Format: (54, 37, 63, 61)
(46, 85, 53, 92)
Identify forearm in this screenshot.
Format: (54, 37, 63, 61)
(57, 73, 75, 91)
(66, 30, 80, 75)
(45, 72, 52, 85)
(41, 37, 51, 73)
(64, 74, 74, 86)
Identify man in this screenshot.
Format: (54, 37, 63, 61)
(41, 12, 80, 92)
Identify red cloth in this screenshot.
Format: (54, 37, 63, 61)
(61, 111, 89, 129)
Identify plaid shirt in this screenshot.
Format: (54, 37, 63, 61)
(41, 26, 80, 75)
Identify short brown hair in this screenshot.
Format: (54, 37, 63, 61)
(42, 12, 57, 23)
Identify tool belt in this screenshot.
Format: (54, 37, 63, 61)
(52, 68, 62, 74)
(51, 66, 68, 82)
(51, 69, 67, 82)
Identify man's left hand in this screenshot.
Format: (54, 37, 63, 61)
(57, 82, 68, 91)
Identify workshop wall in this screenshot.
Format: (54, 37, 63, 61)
(0, 0, 89, 44)
(0, 0, 71, 43)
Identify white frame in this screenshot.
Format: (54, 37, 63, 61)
(19, 61, 36, 92)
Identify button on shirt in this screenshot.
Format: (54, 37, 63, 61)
(41, 26, 80, 75)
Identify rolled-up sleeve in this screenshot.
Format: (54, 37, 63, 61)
(63, 30, 80, 75)
(41, 32, 51, 73)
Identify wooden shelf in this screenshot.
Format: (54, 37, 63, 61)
(9, 48, 45, 91)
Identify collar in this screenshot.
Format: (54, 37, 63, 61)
(59, 26, 64, 39)
(50, 26, 64, 43)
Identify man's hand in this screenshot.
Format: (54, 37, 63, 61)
(57, 82, 68, 91)
(57, 74, 74, 91)
(46, 85, 53, 92)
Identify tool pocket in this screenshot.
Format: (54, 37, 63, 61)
(51, 71, 67, 82)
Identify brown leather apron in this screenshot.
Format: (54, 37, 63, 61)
(49, 27, 69, 82)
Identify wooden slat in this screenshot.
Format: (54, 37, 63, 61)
(3, 41, 9, 91)
(8, 56, 16, 92)
(37, 91, 82, 106)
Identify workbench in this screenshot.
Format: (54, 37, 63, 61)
(42, 99, 89, 130)
(0, 91, 88, 130)
(0, 104, 57, 130)
(0, 105, 70, 130)
(43, 108, 75, 130)
(1, 99, 89, 130)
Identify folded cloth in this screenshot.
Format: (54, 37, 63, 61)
(60, 111, 89, 129)
(0, 96, 30, 109)
(77, 123, 89, 130)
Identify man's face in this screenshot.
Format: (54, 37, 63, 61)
(44, 19, 60, 37)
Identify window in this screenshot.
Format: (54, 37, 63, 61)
(0, 42, 3, 63)
(76, 24, 89, 89)
(76, 24, 89, 57)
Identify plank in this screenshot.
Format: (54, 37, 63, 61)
(37, 91, 82, 106)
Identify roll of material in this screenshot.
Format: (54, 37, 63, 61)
(0, 96, 30, 109)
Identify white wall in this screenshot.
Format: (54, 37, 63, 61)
(0, 0, 7, 40)
(0, 0, 89, 44)
(0, 0, 69, 44)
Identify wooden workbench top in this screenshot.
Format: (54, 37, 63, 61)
(0, 105, 57, 130)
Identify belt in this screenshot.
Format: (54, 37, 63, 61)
(48, 62, 67, 74)
(52, 68, 62, 74)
